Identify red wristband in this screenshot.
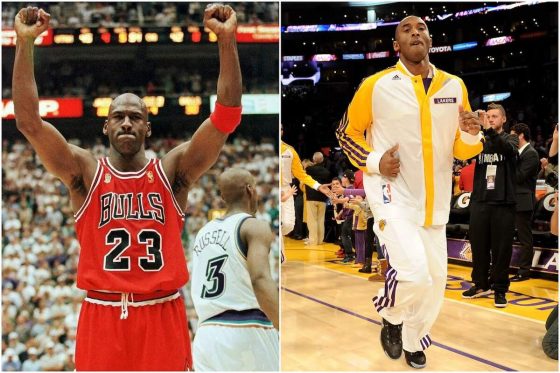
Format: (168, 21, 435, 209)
(210, 102, 242, 134)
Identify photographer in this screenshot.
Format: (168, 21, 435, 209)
(463, 103, 519, 308)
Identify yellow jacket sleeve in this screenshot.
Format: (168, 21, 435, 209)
(336, 76, 376, 171)
(453, 78, 483, 160)
(289, 146, 320, 190)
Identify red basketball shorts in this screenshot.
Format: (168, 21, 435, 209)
(75, 290, 192, 371)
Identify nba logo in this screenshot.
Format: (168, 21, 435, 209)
(382, 184, 392, 204)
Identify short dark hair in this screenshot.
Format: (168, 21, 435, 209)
(342, 169, 355, 182)
(332, 176, 341, 183)
(511, 123, 531, 142)
(487, 103, 506, 118)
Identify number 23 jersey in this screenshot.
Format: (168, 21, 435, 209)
(74, 157, 188, 293)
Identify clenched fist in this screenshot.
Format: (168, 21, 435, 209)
(203, 4, 237, 40)
(15, 7, 51, 40)
(459, 105, 486, 134)
(379, 144, 400, 179)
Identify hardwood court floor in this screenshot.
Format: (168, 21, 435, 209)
(281, 238, 559, 371)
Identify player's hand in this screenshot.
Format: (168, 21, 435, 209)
(553, 124, 558, 141)
(379, 144, 400, 178)
(459, 105, 485, 134)
(204, 4, 237, 40)
(330, 183, 344, 195)
(318, 183, 334, 199)
(14, 7, 50, 40)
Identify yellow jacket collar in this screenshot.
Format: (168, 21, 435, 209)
(396, 59, 436, 79)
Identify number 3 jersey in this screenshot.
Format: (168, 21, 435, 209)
(190, 213, 261, 323)
(74, 157, 188, 293)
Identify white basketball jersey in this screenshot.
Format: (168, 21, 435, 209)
(190, 212, 261, 323)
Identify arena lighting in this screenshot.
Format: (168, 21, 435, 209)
(2, 98, 83, 119)
(312, 54, 337, 62)
(145, 32, 158, 43)
(191, 31, 201, 43)
(99, 27, 111, 44)
(485, 35, 513, 46)
(114, 27, 128, 43)
(482, 92, 511, 103)
(188, 25, 201, 43)
(520, 31, 547, 39)
(2, 28, 53, 46)
(283, 55, 304, 62)
(178, 96, 202, 115)
(366, 51, 390, 59)
(281, 1, 546, 34)
(170, 26, 184, 43)
(54, 34, 75, 44)
(236, 25, 279, 42)
(342, 53, 365, 60)
(210, 94, 279, 114)
(79, 30, 93, 44)
(284, 23, 377, 33)
(281, 70, 321, 86)
(93, 97, 113, 117)
(142, 96, 165, 115)
(429, 45, 452, 53)
(128, 27, 143, 43)
(453, 41, 478, 51)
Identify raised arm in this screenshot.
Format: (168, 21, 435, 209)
(13, 7, 95, 210)
(163, 4, 242, 209)
(241, 218, 279, 330)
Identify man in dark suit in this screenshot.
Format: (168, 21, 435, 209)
(510, 123, 541, 281)
(305, 152, 332, 245)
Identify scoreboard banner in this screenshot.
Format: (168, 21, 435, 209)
(2, 24, 278, 47)
(1, 98, 83, 119)
(2, 94, 279, 119)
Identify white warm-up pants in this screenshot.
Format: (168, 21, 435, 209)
(371, 218, 447, 353)
(194, 325, 279, 371)
(280, 189, 296, 263)
(281, 189, 295, 236)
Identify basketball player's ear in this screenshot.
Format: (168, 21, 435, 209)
(146, 121, 152, 138)
(246, 183, 255, 198)
(103, 120, 108, 135)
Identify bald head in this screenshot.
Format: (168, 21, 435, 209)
(109, 93, 148, 119)
(218, 168, 256, 206)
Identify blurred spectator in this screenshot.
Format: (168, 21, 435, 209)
(1, 2, 278, 28)
(1, 349, 21, 371)
(21, 347, 41, 371)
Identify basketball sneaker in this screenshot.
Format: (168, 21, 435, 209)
(494, 292, 507, 308)
(404, 350, 426, 369)
(461, 285, 493, 299)
(380, 319, 402, 359)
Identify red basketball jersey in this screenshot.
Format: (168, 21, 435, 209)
(75, 157, 188, 293)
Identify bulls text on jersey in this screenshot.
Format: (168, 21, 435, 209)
(99, 192, 165, 228)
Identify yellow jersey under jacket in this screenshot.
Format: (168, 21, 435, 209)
(336, 60, 483, 226)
